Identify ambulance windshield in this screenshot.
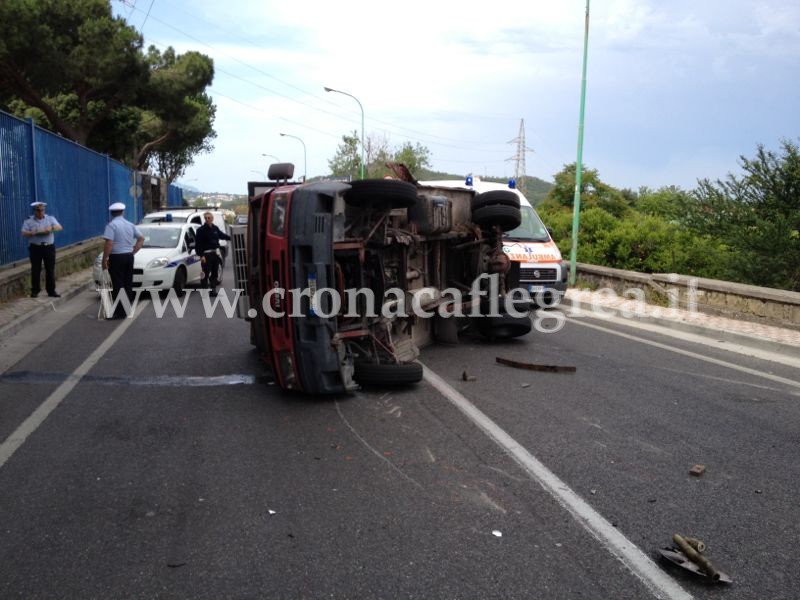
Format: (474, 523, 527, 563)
(504, 206, 550, 242)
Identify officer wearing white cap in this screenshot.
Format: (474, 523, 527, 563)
(101, 202, 144, 319)
(21, 201, 63, 298)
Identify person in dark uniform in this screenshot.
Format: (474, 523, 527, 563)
(194, 211, 231, 297)
(101, 202, 144, 319)
(21, 201, 63, 298)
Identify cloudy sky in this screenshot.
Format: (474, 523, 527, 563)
(114, 0, 800, 194)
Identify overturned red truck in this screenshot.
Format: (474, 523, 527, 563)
(232, 163, 567, 394)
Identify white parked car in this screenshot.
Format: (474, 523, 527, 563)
(93, 222, 203, 295)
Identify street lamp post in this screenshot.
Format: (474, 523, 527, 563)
(569, 0, 591, 286)
(249, 169, 266, 180)
(279, 133, 306, 182)
(324, 86, 364, 180)
(261, 153, 280, 163)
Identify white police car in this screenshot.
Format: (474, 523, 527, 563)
(140, 208, 229, 264)
(93, 222, 203, 295)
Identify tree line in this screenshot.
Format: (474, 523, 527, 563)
(537, 140, 800, 292)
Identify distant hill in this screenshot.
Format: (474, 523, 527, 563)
(175, 182, 201, 196)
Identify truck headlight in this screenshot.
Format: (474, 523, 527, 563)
(146, 257, 169, 269)
(277, 351, 296, 389)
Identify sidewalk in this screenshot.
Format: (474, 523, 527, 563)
(1, 272, 800, 357)
(0, 266, 96, 342)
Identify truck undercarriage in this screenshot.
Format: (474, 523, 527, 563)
(235, 166, 541, 394)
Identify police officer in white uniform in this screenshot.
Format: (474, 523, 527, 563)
(21, 201, 63, 298)
(101, 202, 144, 319)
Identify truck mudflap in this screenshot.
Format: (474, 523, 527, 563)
(288, 183, 353, 394)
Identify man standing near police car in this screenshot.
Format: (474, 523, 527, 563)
(195, 211, 230, 297)
(21, 201, 63, 298)
(101, 202, 144, 319)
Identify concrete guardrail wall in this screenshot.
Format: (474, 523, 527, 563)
(575, 262, 800, 331)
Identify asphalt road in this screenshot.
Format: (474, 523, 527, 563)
(1, 268, 798, 599)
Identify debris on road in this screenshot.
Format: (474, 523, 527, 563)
(659, 533, 732, 583)
(683, 536, 706, 553)
(492, 530, 503, 538)
(462, 371, 477, 382)
(689, 464, 706, 477)
(521, 383, 531, 388)
(495, 357, 577, 373)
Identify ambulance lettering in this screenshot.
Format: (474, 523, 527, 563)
(502, 241, 562, 263)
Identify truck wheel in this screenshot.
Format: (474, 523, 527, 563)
(473, 312, 532, 340)
(173, 267, 187, 297)
(353, 362, 424, 386)
(472, 190, 520, 211)
(344, 179, 418, 209)
(472, 204, 522, 232)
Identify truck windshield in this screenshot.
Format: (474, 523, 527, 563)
(504, 206, 550, 242)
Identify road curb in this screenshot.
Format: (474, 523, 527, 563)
(0, 277, 94, 345)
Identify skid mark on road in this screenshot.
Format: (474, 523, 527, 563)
(334, 400, 424, 491)
(421, 363, 694, 600)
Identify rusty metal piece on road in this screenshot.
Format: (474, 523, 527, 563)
(689, 464, 706, 477)
(659, 547, 732, 583)
(659, 533, 731, 583)
(683, 536, 706, 553)
(495, 356, 576, 373)
(461, 371, 477, 382)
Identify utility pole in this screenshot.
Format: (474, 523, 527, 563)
(569, 0, 591, 286)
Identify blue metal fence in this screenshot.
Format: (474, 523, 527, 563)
(0, 109, 183, 267)
(167, 185, 184, 208)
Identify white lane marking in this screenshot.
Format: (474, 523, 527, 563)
(571, 311, 800, 370)
(422, 365, 693, 600)
(571, 319, 800, 390)
(0, 305, 146, 470)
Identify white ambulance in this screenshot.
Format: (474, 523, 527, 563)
(418, 177, 567, 307)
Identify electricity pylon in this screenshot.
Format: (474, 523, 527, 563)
(506, 119, 535, 195)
